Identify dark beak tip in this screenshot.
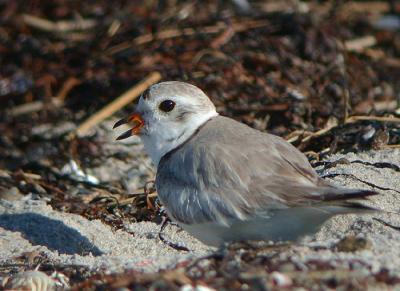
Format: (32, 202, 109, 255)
(116, 129, 133, 140)
(113, 118, 127, 129)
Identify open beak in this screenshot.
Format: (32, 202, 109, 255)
(113, 113, 144, 140)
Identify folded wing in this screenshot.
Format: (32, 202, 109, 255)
(156, 116, 378, 225)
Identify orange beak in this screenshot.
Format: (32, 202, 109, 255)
(113, 113, 144, 140)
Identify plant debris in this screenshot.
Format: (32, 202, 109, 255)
(1, 0, 400, 289)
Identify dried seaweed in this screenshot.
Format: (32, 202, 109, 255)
(1, 0, 400, 289)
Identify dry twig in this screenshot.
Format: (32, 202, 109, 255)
(9, 99, 63, 116)
(22, 14, 96, 32)
(210, 26, 235, 49)
(345, 115, 400, 123)
(344, 36, 377, 52)
(107, 19, 270, 55)
(55, 77, 81, 101)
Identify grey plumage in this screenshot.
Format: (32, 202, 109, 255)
(115, 81, 378, 246)
(156, 116, 377, 245)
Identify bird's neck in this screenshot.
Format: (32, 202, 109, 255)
(141, 111, 218, 167)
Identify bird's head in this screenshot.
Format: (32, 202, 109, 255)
(114, 81, 218, 166)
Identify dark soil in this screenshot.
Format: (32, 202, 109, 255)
(0, 0, 399, 289)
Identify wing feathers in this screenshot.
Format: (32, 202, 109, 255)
(156, 116, 380, 225)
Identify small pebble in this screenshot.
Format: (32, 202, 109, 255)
(271, 271, 292, 287)
(0, 187, 24, 201)
(335, 235, 372, 252)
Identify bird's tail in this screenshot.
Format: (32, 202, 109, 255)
(320, 188, 378, 202)
(314, 187, 380, 212)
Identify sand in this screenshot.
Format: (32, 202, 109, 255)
(1, 125, 399, 280)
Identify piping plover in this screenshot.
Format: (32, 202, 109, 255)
(114, 81, 377, 246)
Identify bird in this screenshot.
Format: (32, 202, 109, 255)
(114, 81, 378, 246)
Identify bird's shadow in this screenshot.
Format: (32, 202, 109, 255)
(0, 213, 102, 256)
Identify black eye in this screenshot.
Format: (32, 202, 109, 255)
(159, 100, 176, 112)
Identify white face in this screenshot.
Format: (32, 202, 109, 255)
(133, 82, 218, 166)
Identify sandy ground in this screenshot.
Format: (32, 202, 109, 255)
(0, 127, 399, 281)
(0, 199, 213, 273)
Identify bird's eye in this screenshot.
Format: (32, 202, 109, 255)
(159, 100, 176, 112)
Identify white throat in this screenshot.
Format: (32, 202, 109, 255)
(140, 111, 218, 167)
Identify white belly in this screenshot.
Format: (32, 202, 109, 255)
(179, 206, 348, 246)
